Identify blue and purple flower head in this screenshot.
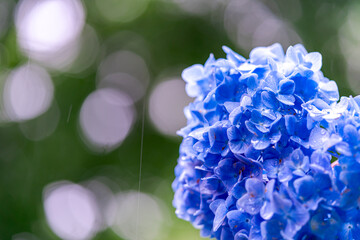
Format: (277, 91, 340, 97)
(172, 43, 360, 239)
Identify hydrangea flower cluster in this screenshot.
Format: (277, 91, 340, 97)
(172, 43, 360, 239)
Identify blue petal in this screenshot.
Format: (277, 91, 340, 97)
(313, 172, 332, 191)
(335, 142, 352, 156)
(279, 79, 295, 95)
(292, 74, 318, 101)
(304, 52, 322, 71)
(276, 94, 295, 105)
(290, 201, 309, 227)
(310, 209, 342, 239)
(212, 201, 228, 231)
(210, 199, 225, 213)
(343, 124, 359, 145)
(215, 82, 235, 103)
(229, 106, 243, 125)
(263, 158, 280, 179)
(245, 178, 265, 197)
(285, 115, 296, 135)
(294, 44, 308, 55)
(286, 46, 299, 64)
(260, 200, 274, 220)
(339, 171, 360, 189)
(293, 175, 316, 201)
(227, 210, 251, 233)
(242, 160, 263, 179)
(209, 125, 228, 152)
(200, 176, 225, 195)
(319, 80, 339, 102)
(189, 127, 209, 141)
(261, 91, 278, 109)
(193, 140, 209, 152)
(264, 71, 280, 92)
(250, 43, 284, 65)
(224, 101, 240, 113)
(215, 158, 242, 189)
(237, 194, 264, 215)
(278, 166, 293, 182)
(264, 180, 275, 199)
(202, 87, 215, 105)
(245, 121, 261, 135)
(223, 45, 246, 66)
(260, 216, 286, 240)
(204, 53, 216, 67)
(272, 192, 292, 214)
(269, 132, 282, 145)
(234, 232, 249, 240)
(252, 137, 271, 150)
(220, 226, 234, 240)
(227, 126, 239, 141)
(229, 140, 247, 155)
(182, 64, 205, 83)
(309, 126, 330, 150)
(230, 180, 247, 199)
(202, 152, 220, 168)
(246, 74, 259, 90)
(291, 148, 305, 165)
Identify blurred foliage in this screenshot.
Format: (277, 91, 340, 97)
(0, 0, 357, 239)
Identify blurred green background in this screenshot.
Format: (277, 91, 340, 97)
(0, 0, 357, 239)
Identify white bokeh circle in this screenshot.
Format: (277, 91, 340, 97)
(79, 88, 135, 152)
(3, 63, 54, 122)
(149, 79, 192, 136)
(43, 181, 100, 240)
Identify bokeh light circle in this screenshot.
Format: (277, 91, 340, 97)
(66, 25, 100, 74)
(98, 51, 149, 85)
(224, 0, 301, 51)
(97, 50, 149, 102)
(15, 0, 85, 64)
(19, 103, 60, 141)
(84, 178, 118, 229)
(43, 181, 100, 240)
(98, 72, 146, 103)
(95, 0, 150, 23)
(79, 88, 135, 152)
(111, 191, 165, 240)
(339, 2, 360, 93)
(149, 78, 193, 136)
(3, 63, 54, 122)
(172, 0, 223, 15)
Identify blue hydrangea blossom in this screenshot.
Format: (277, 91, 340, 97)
(172, 43, 360, 239)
